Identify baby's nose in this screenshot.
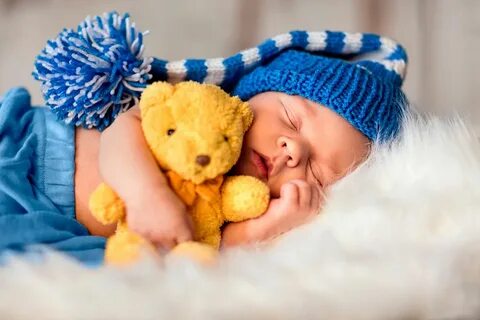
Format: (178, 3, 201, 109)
(196, 155, 210, 166)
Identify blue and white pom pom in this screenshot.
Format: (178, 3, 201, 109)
(33, 12, 153, 130)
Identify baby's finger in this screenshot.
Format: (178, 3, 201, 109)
(317, 186, 327, 208)
(292, 180, 312, 208)
(280, 182, 299, 205)
(176, 225, 193, 243)
(185, 215, 194, 233)
(153, 237, 176, 251)
(310, 184, 321, 210)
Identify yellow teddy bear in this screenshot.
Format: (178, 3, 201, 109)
(89, 81, 270, 264)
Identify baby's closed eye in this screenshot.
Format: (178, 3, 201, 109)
(280, 99, 299, 131)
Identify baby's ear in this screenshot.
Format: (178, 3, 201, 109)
(139, 82, 175, 117)
(238, 101, 253, 133)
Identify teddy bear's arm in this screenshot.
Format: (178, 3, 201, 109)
(221, 176, 270, 222)
(88, 183, 126, 225)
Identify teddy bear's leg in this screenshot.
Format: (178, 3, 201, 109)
(89, 182, 126, 225)
(169, 241, 218, 265)
(105, 222, 156, 264)
(188, 196, 223, 249)
(199, 233, 221, 249)
(105, 232, 153, 264)
(221, 176, 270, 222)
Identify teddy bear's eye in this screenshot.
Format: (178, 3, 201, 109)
(167, 129, 175, 136)
(223, 135, 228, 142)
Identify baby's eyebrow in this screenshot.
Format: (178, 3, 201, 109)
(291, 95, 314, 118)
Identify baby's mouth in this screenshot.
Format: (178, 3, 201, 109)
(251, 150, 269, 180)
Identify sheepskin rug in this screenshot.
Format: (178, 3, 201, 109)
(1, 113, 480, 320)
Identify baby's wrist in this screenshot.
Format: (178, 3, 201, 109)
(123, 177, 172, 209)
(221, 216, 270, 248)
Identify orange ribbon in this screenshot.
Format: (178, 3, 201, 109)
(165, 171, 224, 206)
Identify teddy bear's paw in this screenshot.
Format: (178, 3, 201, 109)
(105, 231, 156, 265)
(89, 183, 126, 225)
(167, 241, 218, 266)
(221, 176, 270, 222)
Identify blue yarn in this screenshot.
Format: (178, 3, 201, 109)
(289, 30, 309, 48)
(232, 50, 407, 141)
(184, 59, 208, 83)
(221, 54, 245, 91)
(324, 31, 346, 53)
(257, 39, 279, 60)
(33, 12, 408, 134)
(32, 11, 153, 131)
(360, 33, 381, 52)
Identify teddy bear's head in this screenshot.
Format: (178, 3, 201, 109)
(139, 81, 253, 184)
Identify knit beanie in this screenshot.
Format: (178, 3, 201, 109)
(33, 12, 408, 140)
(232, 48, 407, 141)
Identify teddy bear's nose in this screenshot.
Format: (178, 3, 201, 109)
(196, 155, 211, 166)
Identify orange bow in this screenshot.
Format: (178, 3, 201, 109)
(165, 171, 224, 206)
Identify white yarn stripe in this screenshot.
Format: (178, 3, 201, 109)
(272, 33, 293, 50)
(241, 47, 261, 69)
(125, 17, 132, 48)
(342, 32, 363, 54)
(380, 37, 397, 55)
(166, 60, 187, 84)
(306, 31, 328, 50)
(203, 58, 226, 84)
(380, 59, 406, 78)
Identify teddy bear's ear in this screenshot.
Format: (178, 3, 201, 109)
(139, 82, 175, 116)
(238, 101, 254, 132)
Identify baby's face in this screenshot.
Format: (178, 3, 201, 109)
(232, 92, 371, 197)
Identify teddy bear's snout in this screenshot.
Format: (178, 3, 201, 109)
(196, 155, 211, 166)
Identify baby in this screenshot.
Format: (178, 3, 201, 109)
(0, 31, 408, 264)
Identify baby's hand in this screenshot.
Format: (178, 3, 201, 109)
(126, 183, 193, 250)
(221, 180, 323, 247)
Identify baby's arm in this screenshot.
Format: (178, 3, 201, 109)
(221, 180, 322, 247)
(99, 106, 192, 249)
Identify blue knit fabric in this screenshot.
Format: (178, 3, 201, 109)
(232, 50, 407, 141)
(33, 12, 408, 140)
(152, 30, 408, 141)
(150, 30, 407, 91)
(0, 87, 106, 266)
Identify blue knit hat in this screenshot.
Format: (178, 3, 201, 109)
(33, 12, 408, 140)
(232, 49, 407, 141)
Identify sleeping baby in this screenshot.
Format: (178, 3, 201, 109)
(0, 30, 408, 265)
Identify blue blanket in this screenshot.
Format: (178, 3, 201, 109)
(0, 87, 105, 266)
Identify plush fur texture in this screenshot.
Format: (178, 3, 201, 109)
(1, 113, 480, 320)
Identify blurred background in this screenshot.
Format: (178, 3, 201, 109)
(0, 0, 479, 124)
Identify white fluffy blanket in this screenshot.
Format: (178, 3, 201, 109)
(1, 114, 480, 320)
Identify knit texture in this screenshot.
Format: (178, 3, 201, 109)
(33, 12, 408, 137)
(151, 31, 408, 91)
(152, 31, 407, 141)
(232, 50, 407, 141)
(152, 30, 409, 141)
